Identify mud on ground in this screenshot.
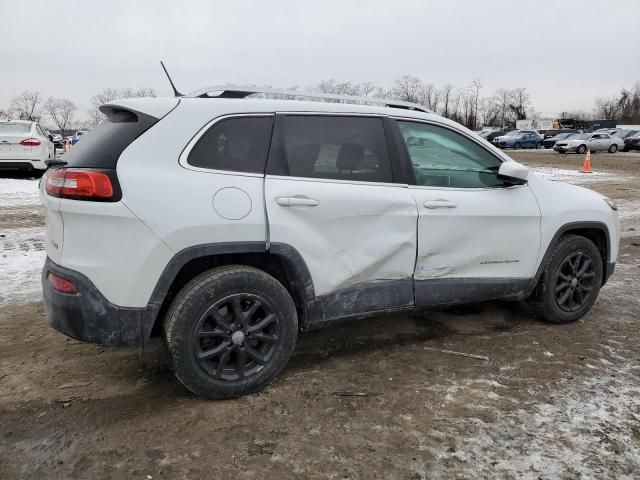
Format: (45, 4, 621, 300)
(1, 151, 639, 479)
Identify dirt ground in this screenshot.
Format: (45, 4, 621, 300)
(1, 150, 639, 479)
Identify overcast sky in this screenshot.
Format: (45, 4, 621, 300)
(1, 0, 639, 121)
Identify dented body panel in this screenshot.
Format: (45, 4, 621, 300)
(264, 176, 418, 298)
(411, 184, 542, 281)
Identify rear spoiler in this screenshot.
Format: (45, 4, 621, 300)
(100, 97, 180, 120)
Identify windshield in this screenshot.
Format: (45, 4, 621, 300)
(552, 133, 572, 140)
(571, 134, 589, 140)
(504, 130, 519, 136)
(613, 130, 636, 138)
(0, 122, 31, 134)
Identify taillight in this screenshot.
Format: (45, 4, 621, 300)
(45, 169, 115, 200)
(48, 272, 78, 294)
(20, 138, 41, 146)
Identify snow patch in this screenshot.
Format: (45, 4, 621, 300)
(0, 178, 45, 306)
(0, 177, 41, 207)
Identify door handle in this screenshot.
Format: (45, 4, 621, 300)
(276, 196, 320, 207)
(423, 199, 457, 209)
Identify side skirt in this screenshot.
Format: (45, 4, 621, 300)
(415, 277, 530, 306)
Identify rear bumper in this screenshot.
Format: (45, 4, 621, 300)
(42, 257, 158, 346)
(0, 160, 47, 171)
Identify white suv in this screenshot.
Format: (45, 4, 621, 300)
(40, 87, 620, 399)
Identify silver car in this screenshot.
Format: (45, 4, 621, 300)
(553, 132, 625, 154)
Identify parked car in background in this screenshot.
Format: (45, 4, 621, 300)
(495, 132, 542, 149)
(484, 128, 511, 142)
(623, 133, 640, 151)
(492, 129, 539, 146)
(71, 130, 88, 144)
(49, 133, 64, 150)
(542, 128, 579, 139)
(542, 132, 575, 149)
(0, 120, 54, 171)
(612, 129, 639, 142)
(554, 133, 624, 154)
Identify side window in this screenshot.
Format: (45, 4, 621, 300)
(187, 116, 274, 173)
(397, 121, 504, 188)
(268, 116, 392, 183)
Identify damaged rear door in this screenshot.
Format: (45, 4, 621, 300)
(394, 119, 541, 306)
(265, 114, 418, 320)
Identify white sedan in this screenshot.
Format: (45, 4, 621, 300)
(553, 133, 625, 154)
(0, 120, 54, 172)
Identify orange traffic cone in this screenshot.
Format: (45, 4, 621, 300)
(580, 150, 592, 173)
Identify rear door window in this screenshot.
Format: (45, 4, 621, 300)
(267, 115, 393, 183)
(187, 116, 274, 174)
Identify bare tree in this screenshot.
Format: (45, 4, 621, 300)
(9, 90, 43, 121)
(471, 78, 482, 130)
(509, 87, 530, 120)
(44, 97, 76, 135)
(439, 83, 454, 118)
(392, 75, 423, 103)
(593, 96, 619, 120)
(494, 88, 513, 127)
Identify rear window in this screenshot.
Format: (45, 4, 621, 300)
(187, 116, 274, 173)
(267, 116, 392, 183)
(62, 109, 158, 168)
(0, 123, 31, 134)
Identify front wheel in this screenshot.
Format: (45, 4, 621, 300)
(163, 265, 298, 399)
(528, 235, 603, 324)
(608, 144, 618, 153)
(577, 144, 587, 154)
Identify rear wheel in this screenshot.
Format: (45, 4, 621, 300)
(528, 235, 603, 324)
(576, 144, 587, 154)
(163, 265, 298, 399)
(608, 144, 618, 153)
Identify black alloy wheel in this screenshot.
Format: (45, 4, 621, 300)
(554, 251, 596, 313)
(194, 293, 280, 381)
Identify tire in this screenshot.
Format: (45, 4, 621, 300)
(528, 235, 603, 324)
(608, 144, 618, 153)
(576, 144, 587, 154)
(163, 265, 298, 399)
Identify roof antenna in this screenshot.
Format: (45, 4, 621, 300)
(160, 61, 183, 97)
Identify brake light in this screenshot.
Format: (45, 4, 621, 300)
(48, 272, 78, 294)
(45, 169, 114, 200)
(20, 138, 41, 146)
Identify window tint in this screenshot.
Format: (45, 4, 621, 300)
(397, 121, 504, 188)
(63, 109, 158, 169)
(188, 116, 273, 173)
(268, 116, 392, 183)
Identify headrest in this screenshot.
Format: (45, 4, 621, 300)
(336, 143, 365, 171)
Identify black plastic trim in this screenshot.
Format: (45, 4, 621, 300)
(42, 257, 154, 346)
(524, 221, 612, 296)
(415, 277, 530, 306)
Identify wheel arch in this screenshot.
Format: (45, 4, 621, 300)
(144, 242, 317, 338)
(526, 221, 611, 296)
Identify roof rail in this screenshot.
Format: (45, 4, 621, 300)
(185, 85, 433, 113)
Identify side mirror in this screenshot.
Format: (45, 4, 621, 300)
(498, 161, 529, 185)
